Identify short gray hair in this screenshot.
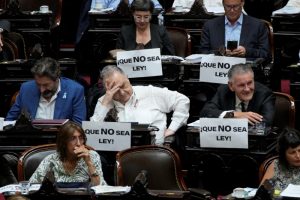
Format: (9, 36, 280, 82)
(100, 65, 125, 80)
(31, 57, 60, 81)
(228, 63, 254, 81)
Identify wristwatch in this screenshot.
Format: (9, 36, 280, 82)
(224, 111, 234, 118)
(0, 28, 3, 33)
(91, 171, 99, 177)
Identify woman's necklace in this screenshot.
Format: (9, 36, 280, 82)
(63, 159, 77, 175)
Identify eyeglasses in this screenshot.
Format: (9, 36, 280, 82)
(69, 135, 85, 144)
(134, 15, 151, 22)
(223, 3, 242, 11)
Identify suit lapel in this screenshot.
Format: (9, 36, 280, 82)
(54, 79, 64, 119)
(150, 24, 161, 49)
(239, 15, 249, 46)
(218, 17, 226, 47)
(31, 91, 40, 118)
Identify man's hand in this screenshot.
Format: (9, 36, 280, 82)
(234, 111, 263, 125)
(164, 129, 175, 137)
(226, 46, 246, 57)
(101, 81, 121, 107)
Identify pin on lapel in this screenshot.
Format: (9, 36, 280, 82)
(63, 92, 67, 99)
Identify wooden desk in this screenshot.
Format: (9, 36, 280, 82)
(183, 126, 277, 196)
(0, 11, 53, 56)
(0, 123, 155, 153)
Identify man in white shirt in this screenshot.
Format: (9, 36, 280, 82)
(90, 65, 190, 144)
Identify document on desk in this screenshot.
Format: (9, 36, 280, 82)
(91, 185, 131, 194)
(281, 184, 300, 197)
(188, 120, 200, 127)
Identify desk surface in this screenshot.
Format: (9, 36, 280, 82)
(0, 124, 155, 152)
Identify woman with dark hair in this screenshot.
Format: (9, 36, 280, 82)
(29, 121, 106, 186)
(260, 128, 300, 191)
(115, 0, 174, 55)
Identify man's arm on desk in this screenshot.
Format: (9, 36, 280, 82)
(151, 86, 190, 137)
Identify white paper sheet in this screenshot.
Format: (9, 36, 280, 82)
(281, 184, 300, 197)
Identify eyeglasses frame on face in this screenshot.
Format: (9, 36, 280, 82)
(133, 15, 151, 22)
(69, 135, 85, 144)
(223, 3, 242, 11)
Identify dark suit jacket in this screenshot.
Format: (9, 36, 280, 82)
(200, 82, 275, 126)
(199, 14, 271, 59)
(6, 77, 87, 124)
(116, 23, 175, 55)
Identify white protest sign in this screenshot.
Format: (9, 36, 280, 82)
(82, 121, 131, 151)
(199, 118, 248, 149)
(199, 55, 246, 84)
(116, 48, 162, 78)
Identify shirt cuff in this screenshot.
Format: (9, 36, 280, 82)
(168, 121, 182, 132)
(90, 106, 110, 121)
(219, 110, 234, 118)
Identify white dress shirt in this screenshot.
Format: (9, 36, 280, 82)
(35, 80, 61, 119)
(90, 85, 190, 144)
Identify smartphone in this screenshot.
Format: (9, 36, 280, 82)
(227, 40, 238, 51)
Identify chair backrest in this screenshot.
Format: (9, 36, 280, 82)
(6, 32, 27, 59)
(18, 144, 56, 181)
(2, 38, 17, 60)
(115, 145, 187, 190)
(273, 92, 296, 129)
(166, 27, 191, 57)
(258, 155, 278, 183)
(261, 19, 274, 62)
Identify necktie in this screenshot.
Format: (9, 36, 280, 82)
(241, 102, 246, 112)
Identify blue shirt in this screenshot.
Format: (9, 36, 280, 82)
(90, 0, 161, 10)
(224, 13, 243, 47)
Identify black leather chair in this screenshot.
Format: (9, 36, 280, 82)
(166, 27, 191, 57)
(18, 144, 56, 181)
(258, 155, 278, 183)
(273, 92, 296, 129)
(115, 145, 212, 199)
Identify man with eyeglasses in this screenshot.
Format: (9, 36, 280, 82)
(199, 0, 271, 60)
(200, 63, 275, 127)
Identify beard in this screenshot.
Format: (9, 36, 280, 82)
(42, 89, 56, 99)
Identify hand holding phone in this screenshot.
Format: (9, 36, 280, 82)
(227, 40, 238, 51)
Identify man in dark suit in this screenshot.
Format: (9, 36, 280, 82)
(6, 57, 86, 124)
(200, 63, 275, 126)
(199, 0, 270, 60)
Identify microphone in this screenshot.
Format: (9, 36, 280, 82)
(132, 170, 148, 195)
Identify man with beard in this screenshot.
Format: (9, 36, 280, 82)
(6, 57, 86, 124)
(200, 63, 275, 126)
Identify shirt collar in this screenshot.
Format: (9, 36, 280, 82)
(225, 13, 243, 26)
(235, 95, 248, 107)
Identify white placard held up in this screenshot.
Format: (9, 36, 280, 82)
(199, 55, 246, 84)
(117, 48, 162, 78)
(82, 121, 131, 151)
(199, 118, 248, 149)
